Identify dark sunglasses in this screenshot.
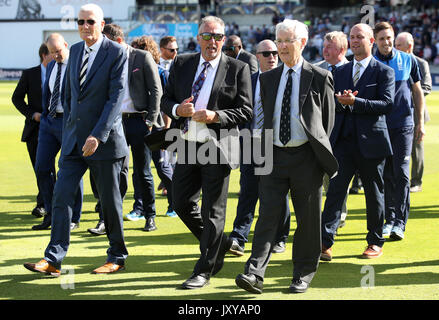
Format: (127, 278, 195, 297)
(257, 51, 278, 57)
(199, 33, 224, 41)
(77, 19, 96, 26)
(165, 48, 178, 53)
(223, 46, 235, 51)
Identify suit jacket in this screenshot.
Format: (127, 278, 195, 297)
(11, 65, 43, 142)
(260, 60, 338, 178)
(42, 60, 67, 117)
(62, 36, 129, 160)
(237, 49, 259, 74)
(314, 57, 349, 71)
(127, 46, 163, 127)
(331, 57, 394, 159)
(161, 52, 253, 169)
(414, 55, 431, 123)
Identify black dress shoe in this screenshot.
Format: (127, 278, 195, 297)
(32, 214, 51, 230)
(31, 206, 46, 218)
(289, 278, 309, 293)
(87, 221, 106, 235)
(143, 217, 157, 232)
(212, 235, 233, 276)
(181, 273, 210, 289)
(235, 273, 263, 294)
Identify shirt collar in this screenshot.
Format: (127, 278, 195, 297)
(199, 53, 221, 70)
(282, 57, 303, 76)
(354, 54, 372, 69)
(86, 33, 104, 53)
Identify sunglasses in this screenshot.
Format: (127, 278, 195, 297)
(223, 46, 235, 51)
(199, 33, 225, 41)
(77, 19, 96, 26)
(257, 51, 278, 57)
(165, 48, 178, 53)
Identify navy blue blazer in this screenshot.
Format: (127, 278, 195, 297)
(62, 36, 129, 161)
(331, 57, 394, 159)
(42, 60, 67, 117)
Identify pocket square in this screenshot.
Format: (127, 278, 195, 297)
(366, 83, 377, 87)
(132, 68, 140, 73)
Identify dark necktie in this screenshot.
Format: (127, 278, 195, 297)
(182, 61, 210, 134)
(330, 64, 336, 75)
(79, 47, 91, 91)
(48, 62, 63, 118)
(279, 69, 293, 145)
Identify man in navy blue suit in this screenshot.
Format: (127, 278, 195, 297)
(24, 4, 129, 276)
(32, 33, 83, 231)
(320, 23, 395, 260)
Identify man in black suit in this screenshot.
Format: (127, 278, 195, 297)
(235, 19, 338, 294)
(102, 23, 162, 232)
(161, 16, 253, 289)
(223, 35, 259, 74)
(229, 39, 291, 257)
(12, 43, 53, 218)
(320, 23, 395, 261)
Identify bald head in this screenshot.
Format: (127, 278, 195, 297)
(46, 33, 69, 63)
(395, 32, 414, 54)
(349, 23, 375, 60)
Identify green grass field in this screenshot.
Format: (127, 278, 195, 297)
(0, 80, 438, 300)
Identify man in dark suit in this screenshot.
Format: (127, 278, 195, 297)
(102, 23, 162, 232)
(223, 35, 259, 74)
(31, 34, 83, 231)
(161, 16, 253, 289)
(12, 43, 53, 218)
(395, 32, 432, 194)
(320, 23, 395, 262)
(229, 39, 291, 257)
(24, 3, 129, 276)
(235, 19, 338, 294)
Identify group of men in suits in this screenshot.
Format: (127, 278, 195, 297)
(18, 3, 427, 294)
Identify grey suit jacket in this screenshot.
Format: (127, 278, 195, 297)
(260, 60, 338, 178)
(128, 46, 163, 127)
(413, 55, 431, 123)
(237, 49, 259, 74)
(62, 36, 129, 160)
(314, 57, 349, 71)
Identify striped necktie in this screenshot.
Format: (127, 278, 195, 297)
(253, 92, 264, 131)
(79, 47, 91, 91)
(353, 62, 362, 86)
(279, 69, 293, 145)
(48, 62, 63, 118)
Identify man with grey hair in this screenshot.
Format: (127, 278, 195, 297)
(395, 32, 431, 193)
(24, 3, 129, 276)
(235, 19, 338, 294)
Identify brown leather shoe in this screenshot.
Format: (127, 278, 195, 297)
(362, 245, 383, 259)
(92, 262, 125, 274)
(23, 259, 61, 277)
(321, 246, 333, 261)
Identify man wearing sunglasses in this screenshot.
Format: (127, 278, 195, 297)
(235, 19, 338, 294)
(159, 36, 178, 72)
(223, 35, 259, 74)
(161, 15, 252, 290)
(229, 39, 291, 257)
(24, 3, 129, 277)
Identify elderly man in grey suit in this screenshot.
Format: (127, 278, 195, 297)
(235, 19, 338, 294)
(395, 32, 431, 193)
(315, 31, 350, 232)
(24, 3, 129, 276)
(224, 35, 259, 74)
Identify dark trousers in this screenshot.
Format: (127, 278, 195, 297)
(245, 143, 323, 284)
(35, 116, 82, 222)
(44, 148, 127, 268)
(230, 162, 290, 248)
(410, 138, 424, 187)
(384, 126, 413, 230)
(322, 137, 386, 249)
(172, 142, 231, 275)
(122, 117, 155, 218)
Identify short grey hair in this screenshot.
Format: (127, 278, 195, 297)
(324, 31, 348, 51)
(198, 16, 225, 34)
(276, 19, 308, 43)
(79, 3, 104, 22)
(396, 32, 414, 47)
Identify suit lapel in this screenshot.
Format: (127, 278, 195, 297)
(81, 37, 109, 90)
(128, 46, 135, 85)
(208, 53, 228, 110)
(299, 61, 314, 112)
(263, 65, 283, 129)
(183, 54, 200, 98)
(354, 58, 375, 91)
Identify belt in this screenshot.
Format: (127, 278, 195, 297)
(52, 112, 63, 118)
(122, 113, 146, 119)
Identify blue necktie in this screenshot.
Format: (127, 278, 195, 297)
(182, 61, 210, 134)
(279, 69, 293, 145)
(48, 62, 63, 118)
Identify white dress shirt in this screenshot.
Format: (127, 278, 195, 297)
(352, 55, 373, 82)
(82, 33, 104, 79)
(159, 57, 173, 71)
(48, 59, 68, 112)
(273, 58, 308, 147)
